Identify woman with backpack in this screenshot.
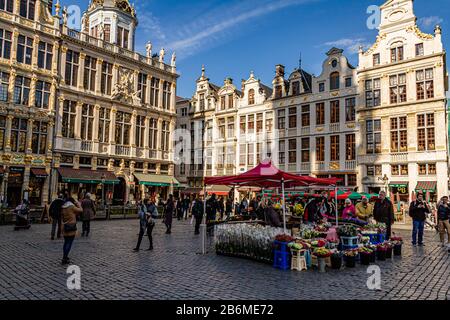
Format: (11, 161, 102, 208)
(134, 199, 155, 251)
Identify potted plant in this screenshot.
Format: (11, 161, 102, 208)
(385, 241, 393, 259)
(376, 243, 387, 261)
(313, 248, 332, 273)
(338, 225, 359, 248)
(344, 249, 358, 268)
(358, 247, 373, 265)
(367, 244, 377, 263)
(391, 236, 403, 256)
(330, 251, 343, 270)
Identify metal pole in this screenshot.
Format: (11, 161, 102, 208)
(281, 179, 287, 234)
(335, 186, 338, 227)
(200, 185, 207, 255)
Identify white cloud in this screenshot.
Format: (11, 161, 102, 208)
(418, 16, 443, 28)
(322, 38, 371, 54)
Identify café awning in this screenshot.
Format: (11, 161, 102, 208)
(57, 168, 119, 185)
(134, 173, 180, 187)
(31, 168, 48, 178)
(415, 181, 437, 193)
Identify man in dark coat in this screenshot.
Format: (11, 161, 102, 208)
(265, 200, 281, 228)
(373, 191, 395, 240)
(205, 194, 220, 236)
(164, 195, 175, 234)
(176, 197, 183, 221)
(409, 191, 430, 246)
(49, 194, 65, 240)
(192, 195, 204, 235)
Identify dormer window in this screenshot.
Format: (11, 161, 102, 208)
(248, 89, 255, 105)
(330, 72, 340, 91)
(345, 77, 352, 88)
(416, 43, 424, 57)
(104, 24, 111, 43)
(220, 96, 225, 110)
(391, 44, 404, 63)
(373, 54, 380, 66)
(292, 81, 300, 96)
(117, 26, 129, 49)
(274, 85, 282, 99)
(228, 94, 234, 109)
(318, 82, 325, 92)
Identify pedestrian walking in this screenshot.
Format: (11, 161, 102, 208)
(81, 193, 96, 237)
(164, 195, 174, 234)
(134, 199, 155, 251)
(437, 196, 450, 248)
(373, 191, 395, 240)
(192, 195, 204, 235)
(182, 195, 190, 220)
(409, 191, 430, 246)
(176, 197, 183, 221)
(206, 194, 220, 235)
(49, 194, 65, 240)
(61, 197, 82, 265)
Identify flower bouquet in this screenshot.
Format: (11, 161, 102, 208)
(288, 242, 304, 251)
(358, 247, 374, 265)
(390, 236, 403, 256)
(293, 204, 304, 217)
(313, 248, 331, 272)
(275, 234, 295, 243)
(344, 249, 358, 268)
(301, 228, 322, 240)
(311, 239, 327, 248)
(338, 225, 359, 237)
(376, 243, 388, 261)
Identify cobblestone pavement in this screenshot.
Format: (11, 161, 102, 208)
(0, 219, 448, 300)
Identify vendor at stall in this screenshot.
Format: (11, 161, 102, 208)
(356, 196, 373, 222)
(342, 199, 356, 219)
(265, 200, 281, 228)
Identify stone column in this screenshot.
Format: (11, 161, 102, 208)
(95, 59, 103, 95)
(22, 166, 31, 201)
(29, 74, 37, 108)
(144, 116, 150, 151)
(51, 41, 59, 76)
(77, 53, 86, 90)
(158, 79, 164, 109)
(4, 115, 13, 152)
(35, 0, 42, 22)
(49, 79, 57, 113)
(13, 0, 19, 15)
(32, 34, 40, 69)
(170, 83, 176, 113)
(60, 46, 68, 85)
(41, 166, 51, 205)
(133, 70, 139, 96)
(26, 118, 34, 153)
(93, 104, 100, 142)
(112, 64, 119, 89)
(130, 110, 137, 148)
(11, 28, 18, 64)
(109, 108, 117, 154)
(128, 22, 135, 51)
(8, 69, 16, 103)
(46, 121, 54, 156)
(156, 118, 163, 152)
(56, 97, 64, 137)
(74, 101, 83, 140)
(146, 76, 151, 105)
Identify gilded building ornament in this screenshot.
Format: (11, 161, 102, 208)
(406, 25, 434, 40)
(363, 33, 387, 56)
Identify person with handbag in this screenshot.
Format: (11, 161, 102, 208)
(61, 197, 82, 265)
(134, 199, 155, 251)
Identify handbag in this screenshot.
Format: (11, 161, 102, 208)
(64, 223, 77, 232)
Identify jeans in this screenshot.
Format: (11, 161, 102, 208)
(412, 220, 425, 245)
(135, 222, 154, 249)
(63, 236, 75, 260)
(182, 208, 188, 219)
(82, 220, 91, 235)
(194, 216, 202, 234)
(51, 217, 62, 238)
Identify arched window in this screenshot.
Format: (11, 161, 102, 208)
(330, 72, 340, 91)
(248, 89, 255, 105)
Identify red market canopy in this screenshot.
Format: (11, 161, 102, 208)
(204, 160, 340, 189)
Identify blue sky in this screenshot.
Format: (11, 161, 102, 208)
(60, 0, 450, 98)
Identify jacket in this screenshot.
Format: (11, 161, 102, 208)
(164, 200, 174, 224)
(192, 200, 204, 219)
(62, 201, 82, 237)
(342, 205, 356, 219)
(373, 199, 395, 225)
(355, 202, 373, 221)
(409, 200, 430, 222)
(265, 206, 281, 228)
(49, 198, 64, 219)
(437, 203, 450, 221)
(81, 199, 96, 221)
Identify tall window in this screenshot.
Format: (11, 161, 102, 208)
(288, 139, 297, 164)
(239, 144, 246, 166)
(292, 81, 300, 95)
(0, 116, 5, 150)
(365, 78, 381, 107)
(19, 0, 35, 20)
(138, 73, 148, 103)
(330, 72, 339, 90)
(301, 105, 310, 127)
(115, 111, 131, 146)
(148, 119, 158, 150)
(346, 134, 355, 160)
(103, 24, 111, 43)
(135, 115, 145, 148)
(247, 115, 254, 134)
(416, 43, 424, 57)
(288, 107, 297, 128)
(247, 143, 254, 166)
(391, 44, 404, 63)
(0, 29, 12, 59)
(366, 119, 381, 154)
(150, 77, 159, 107)
(390, 73, 407, 104)
(0, 71, 9, 101)
(318, 83, 325, 92)
(0, 0, 14, 12)
(65, 50, 79, 87)
(10, 118, 27, 152)
(278, 140, 285, 164)
(13, 75, 30, 105)
(117, 27, 129, 49)
(266, 112, 273, 132)
(227, 117, 235, 138)
(417, 114, 435, 151)
(62, 100, 76, 138)
(277, 110, 285, 129)
(162, 81, 171, 110)
(218, 118, 225, 139)
(31, 121, 47, 154)
(240, 116, 246, 135)
(345, 77, 352, 88)
(367, 165, 382, 177)
(256, 113, 263, 134)
(35, 80, 50, 109)
(373, 53, 380, 66)
(98, 107, 110, 143)
(17, 35, 33, 65)
(330, 135, 340, 161)
(301, 138, 310, 163)
(248, 89, 255, 105)
(80, 104, 94, 140)
(345, 98, 355, 122)
(316, 137, 325, 162)
(416, 68, 434, 100)
(101, 61, 113, 95)
(390, 117, 407, 152)
(274, 85, 282, 98)
(83, 56, 97, 91)
(37, 41, 53, 70)
(228, 94, 234, 109)
(316, 103, 325, 125)
(330, 100, 340, 123)
(161, 121, 170, 152)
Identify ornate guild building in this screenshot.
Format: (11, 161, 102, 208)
(0, 0, 178, 208)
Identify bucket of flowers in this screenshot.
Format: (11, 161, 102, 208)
(293, 203, 304, 217)
(344, 249, 359, 268)
(330, 251, 343, 270)
(376, 243, 388, 261)
(313, 247, 332, 273)
(367, 244, 377, 263)
(311, 239, 327, 248)
(384, 241, 394, 259)
(338, 225, 359, 247)
(358, 247, 374, 265)
(390, 236, 403, 256)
